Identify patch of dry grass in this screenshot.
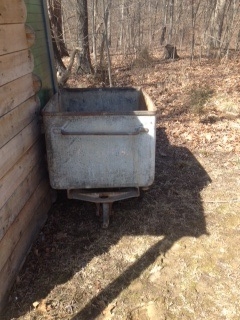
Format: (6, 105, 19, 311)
(211, 93, 240, 115)
(132, 47, 155, 68)
(188, 85, 214, 114)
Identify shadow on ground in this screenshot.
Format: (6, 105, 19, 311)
(3, 127, 211, 320)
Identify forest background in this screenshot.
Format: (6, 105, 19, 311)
(48, 0, 240, 85)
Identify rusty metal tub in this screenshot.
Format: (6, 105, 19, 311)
(42, 87, 156, 227)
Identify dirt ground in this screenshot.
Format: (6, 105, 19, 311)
(3, 51, 240, 320)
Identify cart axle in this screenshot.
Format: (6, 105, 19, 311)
(67, 188, 139, 228)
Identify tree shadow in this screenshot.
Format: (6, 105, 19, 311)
(3, 127, 211, 320)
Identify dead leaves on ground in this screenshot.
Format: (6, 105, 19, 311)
(157, 117, 240, 156)
(6, 50, 240, 320)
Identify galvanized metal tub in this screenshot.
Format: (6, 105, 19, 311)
(42, 87, 156, 190)
(42, 87, 156, 227)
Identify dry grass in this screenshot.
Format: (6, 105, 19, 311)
(132, 47, 155, 68)
(188, 85, 214, 115)
(3, 50, 240, 320)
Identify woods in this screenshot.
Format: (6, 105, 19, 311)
(48, 0, 240, 71)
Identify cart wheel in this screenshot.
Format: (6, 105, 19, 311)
(102, 203, 110, 229)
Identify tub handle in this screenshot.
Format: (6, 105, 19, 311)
(61, 126, 149, 136)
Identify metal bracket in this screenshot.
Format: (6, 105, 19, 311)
(67, 187, 139, 228)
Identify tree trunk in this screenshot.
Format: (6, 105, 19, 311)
(190, 0, 201, 60)
(76, 0, 93, 74)
(51, 34, 66, 73)
(163, 44, 179, 59)
(92, 0, 97, 70)
(48, 0, 69, 57)
(211, 0, 229, 48)
(102, 0, 112, 87)
(160, 26, 166, 45)
(163, 0, 168, 27)
(118, 0, 125, 50)
(168, 0, 175, 43)
(107, 3, 111, 47)
(236, 29, 240, 50)
(57, 49, 80, 86)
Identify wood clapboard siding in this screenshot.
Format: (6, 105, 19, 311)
(0, 160, 46, 241)
(0, 0, 27, 24)
(0, 96, 40, 149)
(0, 184, 51, 310)
(0, 177, 50, 272)
(0, 24, 29, 55)
(0, 74, 35, 117)
(0, 139, 44, 215)
(0, 0, 54, 310)
(0, 118, 40, 181)
(0, 50, 34, 86)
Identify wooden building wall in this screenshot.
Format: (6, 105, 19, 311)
(25, 0, 57, 107)
(0, 0, 54, 310)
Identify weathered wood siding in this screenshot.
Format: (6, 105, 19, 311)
(0, 0, 54, 310)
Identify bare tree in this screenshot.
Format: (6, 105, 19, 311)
(212, 0, 229, 48)
(57, 0, 240, 78)
(160, 26, 167, 45)
(102, 0, 113, 86)
(76, 0, 93, 74)
(168, 0, 175, 43)
(57, 49, 80, 86)
(92, 0, 97, 68)
(190, 0, 201, 60)
(48, 0, 68, 73)
(48, 0, 69, 56)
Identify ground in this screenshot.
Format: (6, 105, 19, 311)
(3, 50, 240, 320)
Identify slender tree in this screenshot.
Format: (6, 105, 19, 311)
(102, 0, 113, 86)
(48, 0, 69, 57)
(92, 0, 97, 68)
(76, 0, 93, 74)
(190, 0, 201, 60)
(59, 0, 240, 69)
